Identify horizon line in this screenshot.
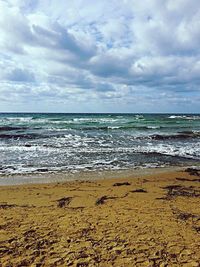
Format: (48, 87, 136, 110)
(0, 112, 200, 115)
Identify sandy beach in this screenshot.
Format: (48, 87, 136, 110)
(1, 0, 200, 264)
(0, 167, 200, 266)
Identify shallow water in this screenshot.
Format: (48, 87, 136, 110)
(0, 113, 200, 175)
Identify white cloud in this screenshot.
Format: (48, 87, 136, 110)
(0, 0, 200, 112)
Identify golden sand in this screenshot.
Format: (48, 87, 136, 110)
(0, 168, 200, 266)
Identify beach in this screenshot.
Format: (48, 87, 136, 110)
(1, 0, 200, 264)
(0, 167, 200, 266)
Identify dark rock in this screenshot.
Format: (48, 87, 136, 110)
(24, 144, 32, 147)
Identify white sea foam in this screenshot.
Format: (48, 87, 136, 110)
(146, 126, 160, 129)
(135, 115, 144, 120)
(168, 115, 200, 120)
(3, 117, 33, 122)
(136, 142, 200, 159)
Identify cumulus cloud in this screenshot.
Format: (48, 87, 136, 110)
(0, 0, 200, 112)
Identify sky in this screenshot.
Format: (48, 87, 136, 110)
(0, 0, 200, 113)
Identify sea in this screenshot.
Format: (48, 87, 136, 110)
(0, 113, 200, 176)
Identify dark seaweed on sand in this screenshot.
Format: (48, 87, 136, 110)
(176, 177, 200, 182)
(161, 185, 200, 200)
(57, 197, 72, 208)
(113, 182, 131, 187)
(95, 196, 116, 205)
(130, 189, 147, 193)
(185, 168, 200, 177)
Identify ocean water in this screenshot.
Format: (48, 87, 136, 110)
(0, 113, 200, 175)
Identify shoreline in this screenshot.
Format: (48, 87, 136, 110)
(0, 165, 190, 186)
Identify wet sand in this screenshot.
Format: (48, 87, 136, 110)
(0, 168, 200, 266)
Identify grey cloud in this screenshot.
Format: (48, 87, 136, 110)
(6, 68, 35, 82)
(47, 71, 115, 92)
(0, 1, 96, 63)
(89, 54, 131, 78)
(32, 23, 96, 62)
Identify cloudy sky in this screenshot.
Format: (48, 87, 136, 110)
(0, 0, 200, 113)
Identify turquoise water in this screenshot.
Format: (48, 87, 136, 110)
(0, 113, 200, 175)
